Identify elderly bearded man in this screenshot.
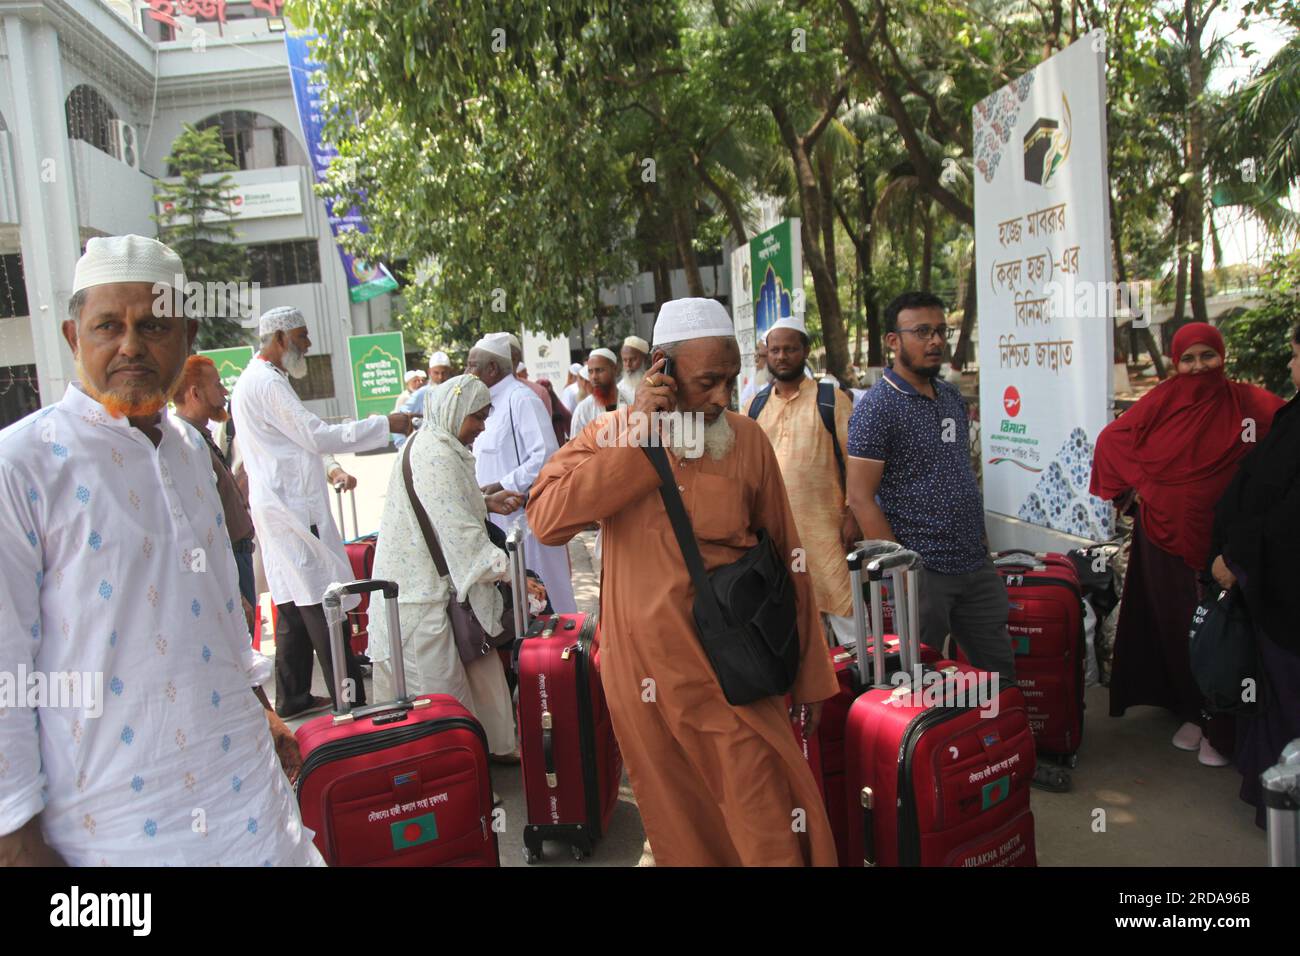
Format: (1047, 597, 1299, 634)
(568, 348, 625, 438)
(528, 298, 838, 866)
(0, 235, 320, 866)
(467, 335, 577, 615)
(231, 307, 415, 719)
(617, 334, 650, 405)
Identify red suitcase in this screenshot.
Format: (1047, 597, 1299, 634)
(959, 550, 1085, 764)
(508, 528, 622, 863)
(296, 580, 499, 867)
(843, 548, 1038, 867)
(794, 541, 945, 866)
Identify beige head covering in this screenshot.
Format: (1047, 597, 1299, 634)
(622, 335, 650, 354)
(653, 298, 734, 346)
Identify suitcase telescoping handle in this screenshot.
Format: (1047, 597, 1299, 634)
(847, 540, 902, 687)
(993, 550, 1046, 571)
(323, 579, 425, 725)
(333, 484, 360, 541)
(865, 549, 923, 680)
(505, 522, 529, 640)
(1262, 739, 1300, 867)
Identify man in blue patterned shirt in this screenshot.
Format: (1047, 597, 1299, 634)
(845, 291, 1015, 680)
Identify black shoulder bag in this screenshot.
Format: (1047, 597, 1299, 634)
(642, 445, 800, 705)
(1188, 586, 1258, 715)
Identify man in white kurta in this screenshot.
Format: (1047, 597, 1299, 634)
(569, 348, 627, 439)
(0, 235, 320, 866)
(468, 337, 577, 614)
(231, 307, 412, 716)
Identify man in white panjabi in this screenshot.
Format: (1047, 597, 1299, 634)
(617, 334, 650, 405)
(560, 362, 583, 414)
(569, 348, 626, 438)
(466, 334, 577, 615)
(231, 306, 414, 718)
(0, 235, 321, 866)
(369, 376, 522, 756)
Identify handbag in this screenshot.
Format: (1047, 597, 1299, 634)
(1188, 586, 1258, 715)
(401, 433, 515, 665)
(642, 445, 800, 706)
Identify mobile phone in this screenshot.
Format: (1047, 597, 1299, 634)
(661, 356, 676, 382)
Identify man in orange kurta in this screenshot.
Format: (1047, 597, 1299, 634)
(744, 316, 859, 646)
(528, 298, 838, 866)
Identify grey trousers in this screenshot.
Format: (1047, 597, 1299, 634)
(919, 558, 1016, 681)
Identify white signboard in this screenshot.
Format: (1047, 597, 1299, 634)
(973, 32, 1115, 540)
(521, 328, 572, 385)
(730, 243, 755, 402)
(157, 180, 303, 224)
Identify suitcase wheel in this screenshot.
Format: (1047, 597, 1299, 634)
(570, 844, 585, 862)
(523, 847, 541, 864)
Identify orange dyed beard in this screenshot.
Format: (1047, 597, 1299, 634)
(76, 355, 181, 419)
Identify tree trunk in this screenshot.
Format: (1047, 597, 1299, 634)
(771, 102, 849, 380)
(952, 255, 977, 369)
(920, 202, 934, 292)
(670, 199, 705, 298)
(1185, 0, 1210, 324)
(653, 256, 672, 311)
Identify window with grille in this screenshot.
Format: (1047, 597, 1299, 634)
(289, 355, 335, 402)
(246, 240, 321, 287)
(65, 85, 118, 156)
(192, 110, 308, 171)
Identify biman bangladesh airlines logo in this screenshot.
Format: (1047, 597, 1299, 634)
(1023, 95, 1072, 187)
(1002, 385, 1021, 417)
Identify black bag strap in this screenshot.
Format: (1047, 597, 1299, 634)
(746, 382, 773, 419)
(641, 445, 728, 633)
(817, 381, 846, 488)
(400, 431, 451, 580)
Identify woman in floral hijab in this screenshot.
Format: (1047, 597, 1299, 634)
(370, 375, 524, 759)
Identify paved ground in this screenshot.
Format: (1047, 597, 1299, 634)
(263, 448, 1267, 867)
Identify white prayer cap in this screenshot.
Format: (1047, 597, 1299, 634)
(588, 348, 618, 367)
(568, 362, 583, 376)
(404, 370, 423, 383)
(652, 297, 734, 347)
(72, 234, 186, 296)
(487, 331, 521, 353)
(766, 314, 808, 337)
(472, 335, 512, 364)
(578, 365, 591, 382)
(428, 351, 451, 369)
(516, 362, 527, 374)
(258, 306, 307, 336)
(622, 335, 649, 354)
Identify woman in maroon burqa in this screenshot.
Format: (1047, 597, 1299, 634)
(1091, 323, 1285, 767)
(1210, 324, 1300, 826)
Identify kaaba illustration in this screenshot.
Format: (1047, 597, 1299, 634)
(1022, 96, 1072, 186)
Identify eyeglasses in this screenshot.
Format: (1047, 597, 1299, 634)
(896, 325, 952, 342)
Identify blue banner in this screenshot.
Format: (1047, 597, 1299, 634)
(284, 30, 397, 303)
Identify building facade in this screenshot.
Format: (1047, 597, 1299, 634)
(0, 0, 402, 428)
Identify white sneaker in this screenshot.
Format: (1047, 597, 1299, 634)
(1198, 738, 1230, 767)
(1172, 721, 1203, 751)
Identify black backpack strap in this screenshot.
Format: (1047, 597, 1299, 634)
(746, 382, 773, 419)
(642, 445, 728, 633)
(817, 381, 846, 488)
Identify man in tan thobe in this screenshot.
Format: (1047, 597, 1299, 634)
(744, 315, 860, 646)
(528, 298, 838, 866)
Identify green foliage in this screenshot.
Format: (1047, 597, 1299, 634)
(1222, 252, 1300, 396)
(152, 124, 250, 350)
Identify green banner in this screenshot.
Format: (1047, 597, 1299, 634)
(347, 260, 400, 303)
(749, 219, 801, 337)
(198, 346, 254, 391)
(348, 331, 406, 419)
